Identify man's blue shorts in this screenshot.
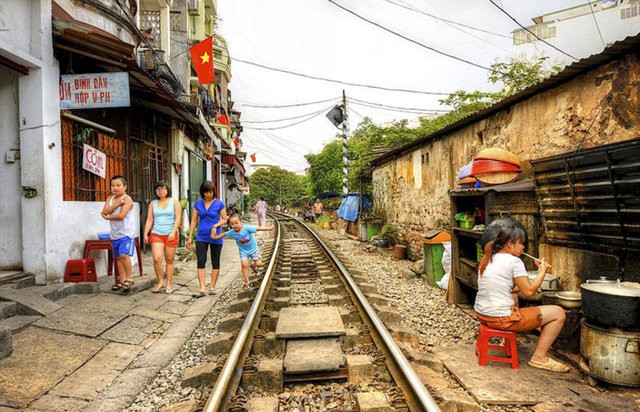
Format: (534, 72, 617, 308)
(112, 236, 135, 257)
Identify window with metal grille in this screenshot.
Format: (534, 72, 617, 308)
(140, 10, 161, 49)
(61, 116, 126, 201)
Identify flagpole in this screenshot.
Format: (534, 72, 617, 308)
(342, 89, 349, 195)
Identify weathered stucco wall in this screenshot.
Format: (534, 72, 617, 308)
(373, 53, 640, 264)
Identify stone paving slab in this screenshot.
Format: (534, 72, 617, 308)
(129, 306, 180, 323)
(276, 306, 346, 338)
(0, 288, 62, 316)
(32, 304, 128, 338)
(159, 300, 190, 315)
(49, 342, 141, 400)
(26, 394, 89, 411)
(101, 315, 163, 345)
(87, 366, 159, 412)
(0, 327, 104, 409)
(434, 344, 640, 408)
(284, 338, 343, 374)
(0, 315, 41, 333)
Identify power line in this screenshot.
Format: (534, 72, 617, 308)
(383, 0, 511, 39)
(327, 0, 502, 73)
(349, 100, 447, 115)
(243, 105, 332, 130)
(242, 106, 339, 124)
(236, 97, 339, 108)
(348, 97, 450, 113)
(487, 0, 579, 61)
(588, 2, 606, 48)
(231, 57, 450, 95)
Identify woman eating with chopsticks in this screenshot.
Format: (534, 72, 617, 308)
(474, 224, 570, 373)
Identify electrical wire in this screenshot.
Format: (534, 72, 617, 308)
(236, 97, 339, 108)
(487, 0, 579, 61)
(349, 100, 448, 115)
(348, 97, 449, 113)
(243, 105, 333, 130)
(231, 57, 450, 95)
(327, 0, 502, 73)
(382, 0, 511, 39)
(242, 106, 340, 123)
(588, 1, 606, 48)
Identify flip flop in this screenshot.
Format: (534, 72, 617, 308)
(151, 285, 164, 293)
(208, 289, 217, 295)
(192, 291, 206, 298)
(528, 358, 570, 373)
(165, 286, 174, 294)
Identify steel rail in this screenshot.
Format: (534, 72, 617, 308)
(296, 215, 441, 412)
(202, 215, 282, 412)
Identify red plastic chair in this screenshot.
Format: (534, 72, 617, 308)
(83, 237, 143, 285)
(476, 324, 519, 369)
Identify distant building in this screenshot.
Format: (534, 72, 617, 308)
(513, 0, 640, 64)
(249, 163, 276, 176)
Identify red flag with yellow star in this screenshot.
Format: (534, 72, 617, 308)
(189, 37, 215, 84)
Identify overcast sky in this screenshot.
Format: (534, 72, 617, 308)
(217, 0, 613, 173)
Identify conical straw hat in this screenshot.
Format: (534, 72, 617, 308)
(475, 171, 520, 185)
(457, 176, 476, 185)
(475, 148, 521, 167)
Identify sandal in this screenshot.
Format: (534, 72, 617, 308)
(151, 284, 164, 293)
(528, 358, 570, 373)
(208, 289, 217, 295)
(192, 291, 206, 298)
(111, 281, 123, 291)
(122, 280, 134, 291)
(165, 286, 174, 294)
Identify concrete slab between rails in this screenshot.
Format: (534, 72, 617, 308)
(275, 306, 346, 338)
(433, 343, 640, 408)
(284, 338, 343, 374)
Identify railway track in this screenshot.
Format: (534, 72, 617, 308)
(203, 213, 440, 411)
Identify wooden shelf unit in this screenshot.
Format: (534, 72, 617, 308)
(448, 179, 540, 304)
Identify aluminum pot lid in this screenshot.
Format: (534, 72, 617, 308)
(580, 281, 640, 297)
(585, 276, 617, 284)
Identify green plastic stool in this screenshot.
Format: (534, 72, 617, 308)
(424, 243, 445, 287)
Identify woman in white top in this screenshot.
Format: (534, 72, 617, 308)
(474, 225, 569, 373)
(143, 181, 181, 294)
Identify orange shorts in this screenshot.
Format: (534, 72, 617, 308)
(149, 233, 179, 248)
(476, 306, 542, 332)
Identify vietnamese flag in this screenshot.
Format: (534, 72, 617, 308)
(189, 37, 215, 84)
(216, 114, 229, 125)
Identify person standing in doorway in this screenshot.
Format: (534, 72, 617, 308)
(313, 198, 324, 220)
(254, 196, 267, 227)
(187, 181, 227, 298)
(143, 180, 181, 294)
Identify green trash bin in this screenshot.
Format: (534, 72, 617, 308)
(424, 243, 445, 287)
(366, 223, 380, 241)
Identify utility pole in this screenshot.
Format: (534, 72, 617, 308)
(342, 89, 349, 195)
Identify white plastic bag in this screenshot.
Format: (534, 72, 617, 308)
(437, 241, 451, 290)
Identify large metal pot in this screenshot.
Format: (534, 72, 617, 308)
(580, 319, 640, 387)
(580, 282, 640, 329)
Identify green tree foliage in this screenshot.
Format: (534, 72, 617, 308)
(247, 167, 307, 208)
(305, 140, 344, 195)
(306, 55, 560, 196)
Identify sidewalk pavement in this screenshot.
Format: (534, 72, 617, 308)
(0, 238, 244, 411)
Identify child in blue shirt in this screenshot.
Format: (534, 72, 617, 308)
(212, 213, 273, 290)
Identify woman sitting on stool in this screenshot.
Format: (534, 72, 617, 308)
(474, 225, 569, 373)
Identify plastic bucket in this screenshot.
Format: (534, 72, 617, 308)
(459, 220, 473, 229)
(424, 243, 445, 287)
(367, 224, 380, 241)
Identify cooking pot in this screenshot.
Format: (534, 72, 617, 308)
(580, 319, 640, 387)
(556, 291, 582, 309)
(527, 271, 559, 291)
(580, 281, 640, 329)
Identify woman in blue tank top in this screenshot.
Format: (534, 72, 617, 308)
(143, 180, 182, 294)
(186, 180, 227, 298)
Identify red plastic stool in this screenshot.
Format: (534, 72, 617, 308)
(476, 324, 519, 369)
(64, 258, 97, 283)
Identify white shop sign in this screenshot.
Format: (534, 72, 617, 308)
(82, 144, 106, 178)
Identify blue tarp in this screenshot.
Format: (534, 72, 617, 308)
(337, 193, 372, 222)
